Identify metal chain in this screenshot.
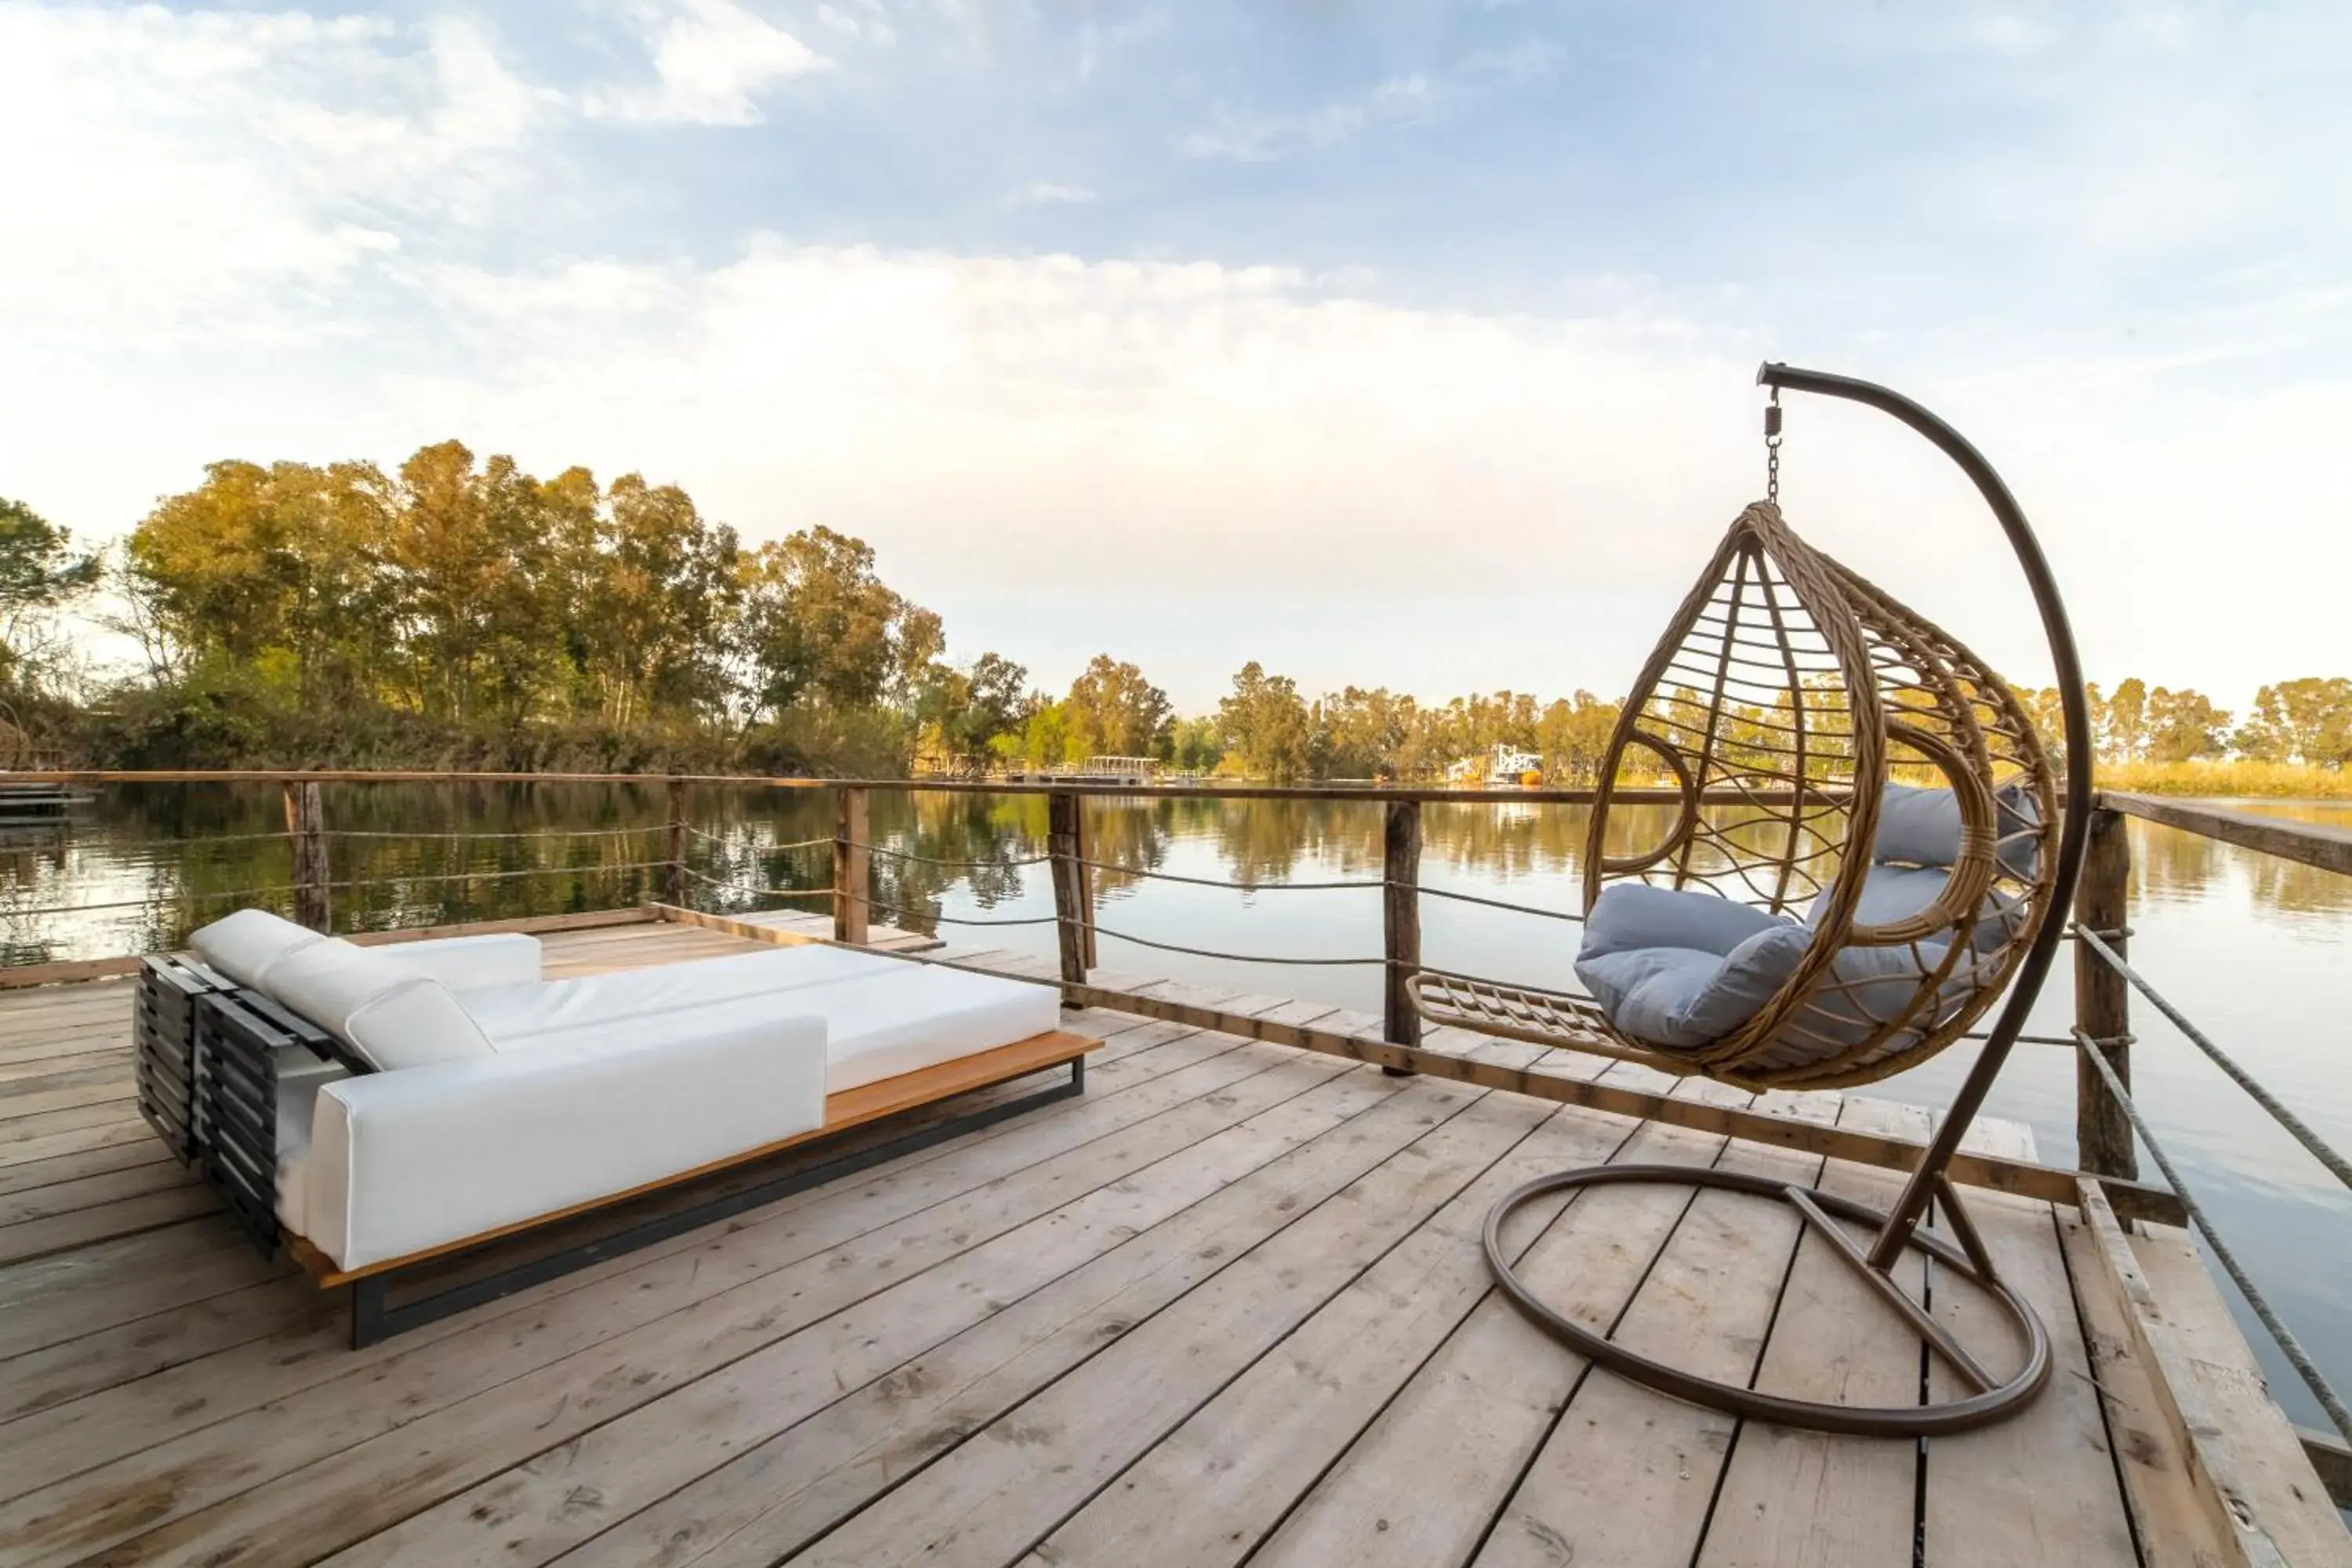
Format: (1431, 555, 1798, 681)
(1765, 385, 1784, 504)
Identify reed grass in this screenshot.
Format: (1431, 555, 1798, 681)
(2095, 760, 2352, 800)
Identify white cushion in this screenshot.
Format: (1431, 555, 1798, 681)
(793, 964, 1063, 1094)
(263, 938, 495, 1070)
(189, 909, 324, 988)
(303, 1008, 828, 1269)
(366, 933, 543, 993)
(462, 944, 903, 1047)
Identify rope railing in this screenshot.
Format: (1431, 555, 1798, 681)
(2073, 925, 2352, 1193)
(684, 826, 835, 853)
(2074, 1028, 2352, 1446)
(332, 824, 666, 842)
(1076, 857, 1382, 893)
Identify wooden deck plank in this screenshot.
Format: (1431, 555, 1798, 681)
(1022, 1101, 1657, 1568)
(0, 932, 2289, 1568)
(2, 1044, 1327, 1562)
(0, 1182, 220, 1266)
(0, 1138, 177, 1200)
(2060, 1210, 2239, 1566)
(1247, 1118, 1708, 1568)
(1690, 1098, 1932, 1568)
(784, 1082, 1539, 1568)
(2129, 1221, 2352, 1564)
(1472, 1134, 1828, 1568)
(324, 1054, 1396, 1566)
(1921, 1186, 2139, 1567)
(0, 1018, 1277, 1514)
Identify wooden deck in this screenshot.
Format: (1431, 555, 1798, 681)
(2, 920, 2346, 1566)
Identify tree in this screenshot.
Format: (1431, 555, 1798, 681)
(0, 496, 100, 688)
(2234, 679, 2352, 768)
(2144, 687, 2230, 763)
(1217, 662, 1314, 781)
(918, 651, 1029, 771)
(1536, 691, 1623, 782)
(1062, 655, 1172, 760)
(2103, 677, 2148, 762)
(732, 525, 938, 722)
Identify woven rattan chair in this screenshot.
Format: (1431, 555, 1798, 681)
(1412, 364, 2096, 1437)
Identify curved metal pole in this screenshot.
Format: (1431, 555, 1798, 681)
(1755, 361, 2094, 1271)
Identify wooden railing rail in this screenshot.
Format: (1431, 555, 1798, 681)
(2097, 789, 2352, 878)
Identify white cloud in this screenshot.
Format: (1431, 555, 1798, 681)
(1180, 39, 1564, 162)
(583, 0, 831, 126)
(1004, 182, 1097, 209)
(0, 4, 557, 341)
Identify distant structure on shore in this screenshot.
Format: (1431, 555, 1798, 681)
(1446, 743, 1544, 787)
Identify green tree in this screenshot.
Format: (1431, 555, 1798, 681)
(1217, 662, 1314, 781)
(0, 496, 100, 688)
(732, 525, 938, 721)
(1062, 655, 1172, 760)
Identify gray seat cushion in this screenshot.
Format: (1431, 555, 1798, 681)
(1575, 782, 2030, 1060)
(1576, 885, 1811, 1051)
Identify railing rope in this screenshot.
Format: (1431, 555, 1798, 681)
(2076, 925, 2352, 1195)
(2074, 804, 2136, 1179)
(2075, 1029, 2352, 1447)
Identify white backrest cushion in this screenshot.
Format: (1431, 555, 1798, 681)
(189, 909, 325, 988)
(264, 938, 495, 1070)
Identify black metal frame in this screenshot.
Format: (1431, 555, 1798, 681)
(346, 1054, 1084, 1348)
(1484, 362, 2093, 1438)
(132, 955, 230, 1163)
(191, 987, 369, 1254)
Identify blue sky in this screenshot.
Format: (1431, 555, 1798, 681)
(4, 1, 2347, 712)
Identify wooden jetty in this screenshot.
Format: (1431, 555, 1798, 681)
(2, 906, 2347, 1566)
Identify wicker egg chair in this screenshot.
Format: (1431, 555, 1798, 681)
(1412, 363, 2096, 1439)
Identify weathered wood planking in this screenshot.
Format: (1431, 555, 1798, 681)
(0, 920, 2338, 1568)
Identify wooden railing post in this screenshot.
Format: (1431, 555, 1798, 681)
(282, 781, 331, 932)
(2075, 804, 2136, 1180)
(665, 779, 688, 908)
(1382, 798, 1421, 1076)
(1071, 793, 1098, 970)
(833, 786, 870, 945)
(1047, 791, 1088, 989)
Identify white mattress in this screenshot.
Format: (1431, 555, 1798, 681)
(459, 944, 904, 1047)
(789, 964, 1064, 1094)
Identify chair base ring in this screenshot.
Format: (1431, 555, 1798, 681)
(1485, 1163, 2052, 1438)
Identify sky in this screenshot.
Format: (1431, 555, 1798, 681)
(3, 0, 2347, 714)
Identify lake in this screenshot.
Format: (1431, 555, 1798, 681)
(9, 780, 2350, 1438)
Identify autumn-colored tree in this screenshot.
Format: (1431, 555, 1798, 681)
(2142, 687, 2230, 763)
(2234, 679, 2352, 769)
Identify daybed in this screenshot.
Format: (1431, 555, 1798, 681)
(133, 909, 1088, 1345)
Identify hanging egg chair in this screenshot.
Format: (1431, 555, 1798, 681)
(1412, 364, 2096, 1438)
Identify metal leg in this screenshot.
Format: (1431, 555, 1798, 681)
(350, 1276, 388, 1351)
(1483, 1163, 2051, 1438)
(340, 1058, 1089, 1348)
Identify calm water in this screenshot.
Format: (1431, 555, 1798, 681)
(8, 782, 2350, 1435)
